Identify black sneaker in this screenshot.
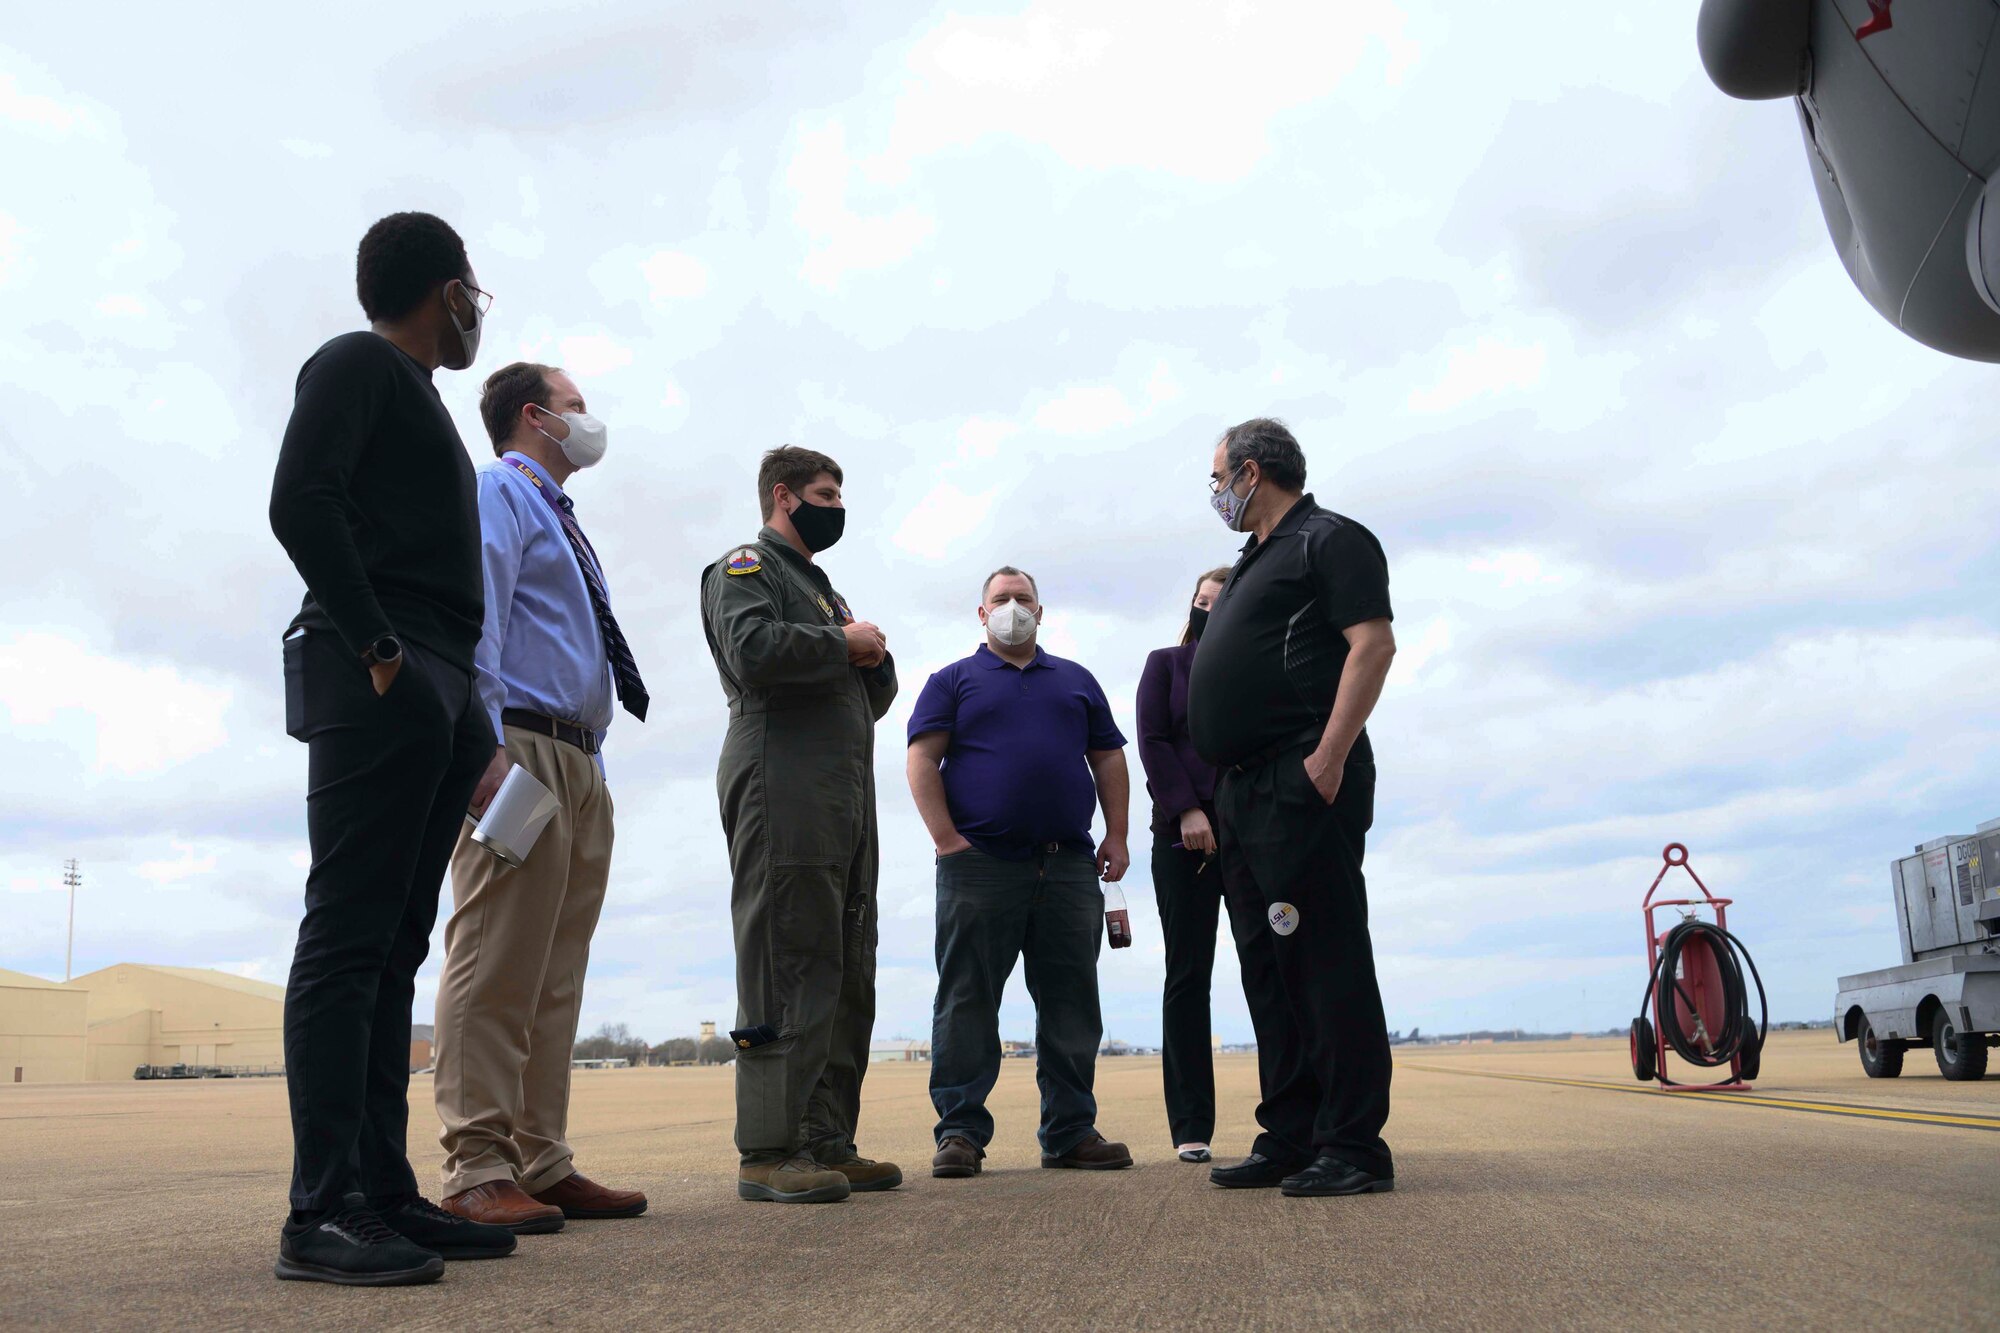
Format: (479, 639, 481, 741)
(377, 1195, 519, 1260)
(275, 1195, 445, 1286)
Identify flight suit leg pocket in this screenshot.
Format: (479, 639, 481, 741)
(765, 860, 847, 1034)
(733, 1029, 800, 1155)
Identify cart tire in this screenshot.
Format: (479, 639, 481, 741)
(1857, 1018, 1903, 1078)
(1630, 1017, 1657, 1082)
(1737, 1021, 1762, 1081)
(1932, 1014, 1989, 1081)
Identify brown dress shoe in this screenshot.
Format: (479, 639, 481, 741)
(441, 1180, 566, 1234)
(1041, 1132, 1133, 1170)
(932, 1135, 983, 1179)
(530, 1171, 648, 1219)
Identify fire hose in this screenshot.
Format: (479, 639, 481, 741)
(1636, 916, 1769, 1074)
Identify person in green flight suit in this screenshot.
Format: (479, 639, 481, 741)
(699, 445, 901, 1204)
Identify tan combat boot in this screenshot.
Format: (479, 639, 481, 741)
(737, 1156, 852, 1204)
(818, 1151, 903, 1192)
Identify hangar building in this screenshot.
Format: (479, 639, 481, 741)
(0, 967, 89, 1084)
(62, 964, 285, 1080)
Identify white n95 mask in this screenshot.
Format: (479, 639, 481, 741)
(986, 601, 1038, 646)
(534, 405, 609, 469)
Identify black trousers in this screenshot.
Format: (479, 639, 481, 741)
(1151, 818, 1221, 1145)
(1216, 743, 1392, 1178)
(282, 630, 491, 1212)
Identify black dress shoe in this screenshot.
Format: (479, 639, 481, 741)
(1209, 1152, 1311, 1189)
(1280, 1155, 1394, 1197)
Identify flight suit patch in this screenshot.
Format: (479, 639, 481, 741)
(725, 547, 762, 575)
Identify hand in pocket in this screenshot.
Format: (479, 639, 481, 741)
(368, 656, 402, 697)
(1301, 750, 1341, 806)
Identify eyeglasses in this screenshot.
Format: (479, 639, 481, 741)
(1208, 461, 1246, 495)
(457, 280, 494, 315)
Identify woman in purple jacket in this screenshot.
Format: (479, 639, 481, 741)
(1135, 565, 1232, 1162)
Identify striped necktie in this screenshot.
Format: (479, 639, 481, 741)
(549, 491, 649, 722)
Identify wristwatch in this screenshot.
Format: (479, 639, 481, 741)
(360, 634, 403, 668)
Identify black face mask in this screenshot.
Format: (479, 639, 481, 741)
(1187, 605, 1210, 641)
(787, 494, 846, 553)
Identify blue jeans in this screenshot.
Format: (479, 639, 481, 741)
(929, 845, 1104, 1156)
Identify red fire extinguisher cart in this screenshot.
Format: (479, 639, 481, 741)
(1630, 843, 1767, 1091)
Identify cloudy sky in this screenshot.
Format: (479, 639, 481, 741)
(5, 2, 1995, 1054)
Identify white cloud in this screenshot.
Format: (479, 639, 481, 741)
(787, 120, 935, 289)
(0, 68, 98, 137)
(0, 210, 23, 286)
(1407, 336, 1547, 412)
(557, 332, 634, 377)
(0, 633, 231, 777)
(1032, 384, 1135, 436)
(881, 2, 1422, 181)
(641, 249, 709, 302)
(485, 220, 544, 259)
(893, 481, 999, 561)
(137, 842, 218, 885)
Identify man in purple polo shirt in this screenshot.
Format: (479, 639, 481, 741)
(906, 566, 1135, 1179)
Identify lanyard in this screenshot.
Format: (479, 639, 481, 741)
(510, 459, 604, 577)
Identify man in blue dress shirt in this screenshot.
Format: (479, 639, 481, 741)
(906, 566, 1135, 1178)
(433, 361, 651, 1232)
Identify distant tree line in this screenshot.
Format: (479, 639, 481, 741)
(572, 1022, 736, 1066)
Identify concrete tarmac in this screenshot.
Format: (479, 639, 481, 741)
(3, 1031, 1996, 1331)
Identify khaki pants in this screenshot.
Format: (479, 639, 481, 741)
(434, 725, 614, 1196)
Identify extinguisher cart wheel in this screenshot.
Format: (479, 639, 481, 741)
(1630, 1016, 1657, 1082)
(1737, 1023, 1762, 1081)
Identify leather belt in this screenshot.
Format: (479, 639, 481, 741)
(502, 708, 600, 755)
(1230, 728, 1323, 773)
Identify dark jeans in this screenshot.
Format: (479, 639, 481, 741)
(1216, 744, 1392, 1178)
(282, 630, 492, 1213)
(1152, 819, 1221, 1145)
(929, 845, 1104, 1156)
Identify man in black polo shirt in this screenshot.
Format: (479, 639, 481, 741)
(1187, 417, 1399, 1198)
(268, 212, 514, 1282)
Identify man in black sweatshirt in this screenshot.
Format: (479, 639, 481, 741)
(268, 212, 516, 1285)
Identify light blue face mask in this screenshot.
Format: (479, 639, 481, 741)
(1210, 462, 1257, 532)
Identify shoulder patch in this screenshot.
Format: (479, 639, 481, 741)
(724, 547, 762, 576)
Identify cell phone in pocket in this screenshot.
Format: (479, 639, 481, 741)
(282, 628, 309, 739)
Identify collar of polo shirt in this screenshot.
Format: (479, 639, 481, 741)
(973, 643, 1051, 671)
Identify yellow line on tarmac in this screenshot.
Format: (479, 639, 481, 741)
(1400, 1064, 2000, 1132)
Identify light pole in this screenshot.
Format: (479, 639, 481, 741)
(62, 859, 80, 982)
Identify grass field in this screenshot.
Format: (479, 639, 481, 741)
(3, 1030, 1996, 1330)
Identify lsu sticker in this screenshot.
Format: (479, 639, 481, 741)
(1268, 902, 1299, 937)
(725, 547, 762, 576)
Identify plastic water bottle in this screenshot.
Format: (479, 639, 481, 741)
(1104, 882, 1133, 949)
